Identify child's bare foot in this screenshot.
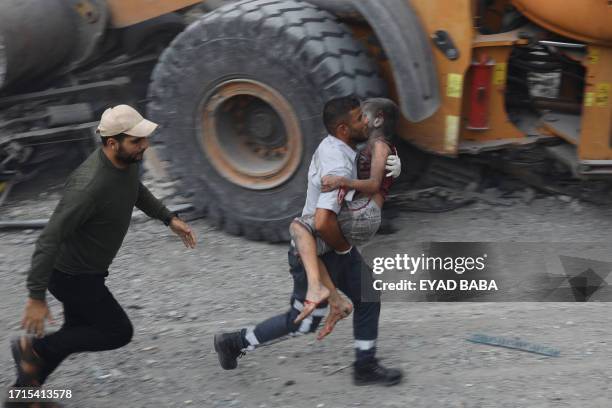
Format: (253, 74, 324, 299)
(317, 294, 353, 340)
(294, 283, 330, 324)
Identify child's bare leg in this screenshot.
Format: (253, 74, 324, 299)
(290, 221, 330, 323)
(316, 258, 353, 340)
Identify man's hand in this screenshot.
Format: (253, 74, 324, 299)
(169, 217, 197, 248)
(321, 175, 346, 192)
(386, 155, 402, 178)
(314, 209, 351, 253)
(21, 298, 53, 338)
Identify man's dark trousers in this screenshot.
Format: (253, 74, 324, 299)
(32, 270, 134, 382)
(248, 247, 380, 361)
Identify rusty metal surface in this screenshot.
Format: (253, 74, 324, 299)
(200, 79, 303, 190)
(105, 0, 200, 28)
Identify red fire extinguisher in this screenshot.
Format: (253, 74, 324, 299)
(468, 54, 496, 130)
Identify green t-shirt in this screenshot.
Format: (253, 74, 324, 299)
(27, 148, 173, 300)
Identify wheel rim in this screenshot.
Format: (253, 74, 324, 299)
(200, 79, 303, 190)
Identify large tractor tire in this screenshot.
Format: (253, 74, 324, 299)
(147, 0, 386, 242)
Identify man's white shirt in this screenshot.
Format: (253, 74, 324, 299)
(302, 135, 357, 217)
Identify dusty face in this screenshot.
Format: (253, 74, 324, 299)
(361, 102, 379, 138)
(116, 135, 149, 164)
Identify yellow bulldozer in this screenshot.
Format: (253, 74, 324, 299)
(1, 0, 610, 240)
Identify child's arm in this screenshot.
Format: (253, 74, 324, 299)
(321, 140, 391, 194)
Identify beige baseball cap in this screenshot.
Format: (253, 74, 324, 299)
(97, 105, 158, 137)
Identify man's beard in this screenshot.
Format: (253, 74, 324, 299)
(349, 126, 368, 143)
(116, 146, 145, 165)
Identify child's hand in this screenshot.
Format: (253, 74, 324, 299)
(321, 175, 344, 192)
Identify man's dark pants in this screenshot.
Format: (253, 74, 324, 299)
(249, 247, 380, 362)
(32, 270, 134, 382)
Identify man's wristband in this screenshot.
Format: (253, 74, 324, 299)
(334, 246, 353, 256)
(28, 290, 46, 301)
(163, 212, 179, 226)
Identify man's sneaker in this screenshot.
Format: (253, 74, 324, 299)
(214, 331, 246, 370)
(10, 336, 45, 387)
(353, 358, 403, 386)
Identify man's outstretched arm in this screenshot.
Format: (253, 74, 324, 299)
(136, 182, 196, 248)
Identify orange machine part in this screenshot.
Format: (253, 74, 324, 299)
(511, 0, 612, 47)
(105, 0, 201, 28)
(578, 46, 612, 161)
(388, 0, 475, 156)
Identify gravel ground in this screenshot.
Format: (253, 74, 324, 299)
(1, 162, 612, 408)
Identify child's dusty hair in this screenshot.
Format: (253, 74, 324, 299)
(362, 97, 399, 141)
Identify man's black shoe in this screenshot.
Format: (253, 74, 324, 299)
(214, 331, 246, 370)
(353, 358, 403, 386)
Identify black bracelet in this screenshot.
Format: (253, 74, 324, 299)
(163, 212, 179, 226)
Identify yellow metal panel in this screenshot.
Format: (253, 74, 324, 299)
(493, 62, 507, 85)
(445, 115, 460, 151)
(447, 73, 464, 98)
(589, 48, 601, 65)
(105, 0, 201, 28)
(596, 84, 611, 108)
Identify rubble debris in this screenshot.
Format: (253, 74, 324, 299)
(389, 185, 515, 213)
(467, 333, 560, 357)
